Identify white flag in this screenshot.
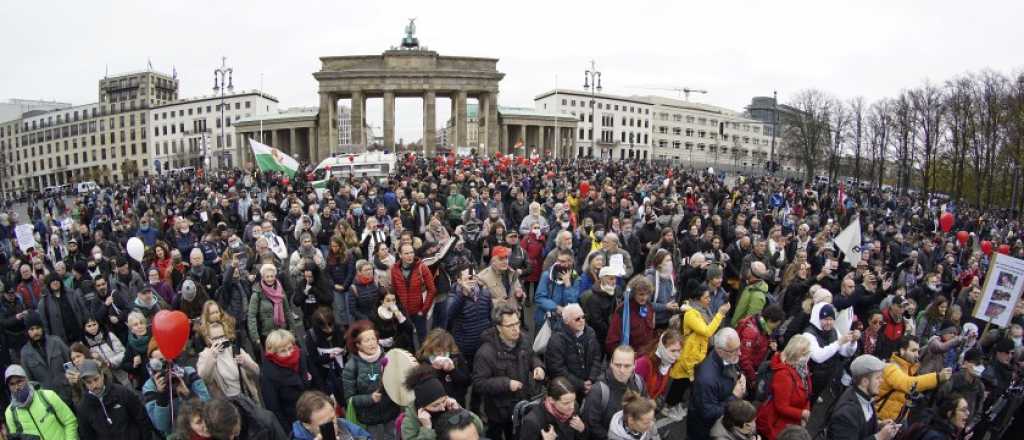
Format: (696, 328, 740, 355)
(833, 217, 862, 265)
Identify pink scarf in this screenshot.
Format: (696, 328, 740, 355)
(261, 280, 286, 327)
(544, 397, 574, 423)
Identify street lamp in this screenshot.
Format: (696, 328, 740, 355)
(213, 57, 234, 171)
(769, 90, 779, 174)
(583, 60, 602, 158)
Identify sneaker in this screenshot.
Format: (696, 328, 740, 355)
(659, 404, 687, 421)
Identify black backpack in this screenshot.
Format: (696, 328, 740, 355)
(511, 395, 544, 439)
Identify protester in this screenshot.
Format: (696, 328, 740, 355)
(518, 376, 586, 439)
(875, 336, 951, 421)
(20, 310, 73, 403)
(342, 319, 399, 440)
(401, 364, 483, 440)
(828, 354, 900, 440)
(667, 281, 730, 411)
(606, 276, 656, 353)
(582, 345, 645, 440)
(197, 320, 261, 403)
(142, 339, 212, 435)
(607, 390, 659, 440)
(75, 359, 154, 440)
(4, 364, 78, 440)
(756, 335, 813, 440)
(711, 400, 759, 440)
(291, 390, 372, 440)
(688, 328, 746, 440)
(544, 304, 601, 396)
(247, 263, 302, 349)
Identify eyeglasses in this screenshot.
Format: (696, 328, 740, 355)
(572, 316, 585, 322)
(499, 320, 521, 329)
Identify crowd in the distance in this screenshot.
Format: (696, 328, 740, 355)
(0, 153, 1022, 440)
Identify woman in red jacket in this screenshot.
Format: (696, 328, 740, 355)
(519, 221, 546, 302)
(756, 334, 812, 440)
(606, 276, 656, 354)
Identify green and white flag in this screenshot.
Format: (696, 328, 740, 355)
(250, 138, 299, 177)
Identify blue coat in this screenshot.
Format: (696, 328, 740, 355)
(447, 285, 493, 358)
(142, 366, 211, 435)
(686, 351, 737, 440)
(534, 270, 580, 327)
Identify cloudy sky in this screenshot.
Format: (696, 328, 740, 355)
(2, 0, 1022, 143)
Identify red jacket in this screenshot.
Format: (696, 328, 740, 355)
(606, 298, 655, 354)
(756, 353, 811, 440)
(737, 314, 770, 386)
(15, 279, 44, 308)
(519, 234, 546, 283)
(389, 259, 436, 316)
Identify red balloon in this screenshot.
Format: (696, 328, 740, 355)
(495, 152, 504, 159)
(998, 244, 1011, 255)
(939, 212, 954, 233)
(956, 231, 969, 246)
(580, 181, 591, 197)
(152, 310, 190, 361)
(981, 240, 993, 256)
(482, 158, 490, 166)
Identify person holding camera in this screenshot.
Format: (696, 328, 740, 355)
(197, 320, 261, 404)
(142, 339, 211, 436)
(534, 249, 581, 329)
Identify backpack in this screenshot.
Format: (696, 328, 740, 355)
(7, 386, 62, 435)
(754, 359, 775, 402)
(581, 374, 646, 415)
(511, 395, 544, 438)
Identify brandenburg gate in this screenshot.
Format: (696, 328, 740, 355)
(314, 25, 504, 155)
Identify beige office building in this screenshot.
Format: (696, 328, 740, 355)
(0, 70, 179, 196)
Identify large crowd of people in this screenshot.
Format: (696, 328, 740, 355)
(0, 153, 1022, 440)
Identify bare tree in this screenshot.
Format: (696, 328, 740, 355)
(782, 89, 833, 182)
(944, 75, 976, 201)
(908, 82, 945, 197)
(867, 99, 892, 187)
(827, 99, 850, 182)
(893, 93, 913, 195)
(849, 97, 866, 181)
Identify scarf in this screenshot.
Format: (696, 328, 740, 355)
(265, 348, 300, 373)
(355, 274, 374, 285)
(127, 332, 151, 355)
(544, 397, 574, 423)
(261, 280, 286, 327)
(190, 432, 211, 440)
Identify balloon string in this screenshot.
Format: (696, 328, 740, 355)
(168, 363, 175, 430)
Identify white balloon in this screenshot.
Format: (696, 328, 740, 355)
(127, 237, 145, 263)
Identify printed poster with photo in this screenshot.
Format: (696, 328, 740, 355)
(973, 253, 1024, 328)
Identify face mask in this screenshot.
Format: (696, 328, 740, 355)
(149, 358, 164, 372)
(971, 364, 985, 376)
(353, 208, 363, 216)
(532, 229, 541, 237)
(252, 215, 261, 222)
(93, 253, 103, 261)
(561, 222, 570, 229)
(13, 385, 32, 405)
(601, 283, 616, 293)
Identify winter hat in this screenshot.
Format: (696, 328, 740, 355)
(939, 321, 959, 336)
(181, 279, 198, 302)
(993, 337, 1015, 354)
(849, 354, 886, 378)
(4, 365, 27, 383)
(818, 304, 837, 321)
(705, 264, 723, 281)
(413, 376, 447, 409)
(23, 311, 43, 330)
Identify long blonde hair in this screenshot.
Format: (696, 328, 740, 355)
(198, 300, 237, 341)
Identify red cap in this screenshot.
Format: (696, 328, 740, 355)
(491, 246, 511, 259)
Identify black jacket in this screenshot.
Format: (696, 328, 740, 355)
(260, 352, 311, 432)
(687, 351, 739, 440)
(545, 325, 602, 393)
(472, 327, 543, 422)
(230, 395, 289, 440)
(581, 286, 617, 355)
(829, 387, 879, 440)
(520, 402, 584, 440)
(76, 383, 153, 440)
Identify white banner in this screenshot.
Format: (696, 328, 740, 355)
(973, 253, 1024, 328)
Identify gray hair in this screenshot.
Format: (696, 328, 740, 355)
(712, 327, 740, 349)
(491, 302, 519, 326)
(259, 263, 278, 277)
(561, 303, 584, 322)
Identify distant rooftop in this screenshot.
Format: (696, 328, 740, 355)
(236, 107, 317, 124)
(152, 90, 278, 109)
(499, 106, 576, 120)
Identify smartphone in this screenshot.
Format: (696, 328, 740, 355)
(63, 362, 75, 373)
(319, 420, 337, 440)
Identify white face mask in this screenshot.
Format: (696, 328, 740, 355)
(971, 364, 985, 376)
(601, 283, 616, 293)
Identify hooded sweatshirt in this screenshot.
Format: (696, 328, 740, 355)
(607, 410, 659, 440)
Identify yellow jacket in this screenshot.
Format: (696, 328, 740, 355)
(670, 307, 725, 380)
(875, 354, 939, 420)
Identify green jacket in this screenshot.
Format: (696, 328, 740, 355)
(731, 280, 768, 327)
(446, 193, 467, 221)
(400, 405, 484, 440)
(247, 280, 303, 348)
(4, 387, 79, 440)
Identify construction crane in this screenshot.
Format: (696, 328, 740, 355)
(628, 86, 708, 101)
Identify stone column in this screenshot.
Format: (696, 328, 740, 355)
(307, 127, 317, 163)
(455, 90, 468, 148)
(423, 91, 436, 155)
(318, 93, 335, 159)
(270, 129, 278, 150)
(486, 92, 499, 155)
(538, 125, 546, 157)
(383, 91, 396, 150)
(502, 124, 509, 154)
(289, 129, 298, 160)
(350, 90, 364, 147)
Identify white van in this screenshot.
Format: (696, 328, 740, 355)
(76, 181, 99, 195)
(313, 152, 397, 180)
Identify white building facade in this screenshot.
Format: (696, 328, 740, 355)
(149, 91, 278, 172)
(535, 89, 653, 160)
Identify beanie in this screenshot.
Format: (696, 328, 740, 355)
(491, 246, 510, 259)
(413, 376, 447, 409)
(181, 280, 198, 302)
(818, 304, 836, 321)
(23, 311, 43, 330)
